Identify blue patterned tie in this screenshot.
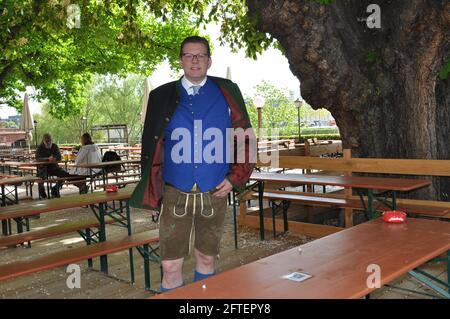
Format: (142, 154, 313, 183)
(192, 85, 201, 95)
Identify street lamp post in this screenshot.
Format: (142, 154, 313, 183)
(253, 97, 265, 143)
(81, 116, 87, 134)
(33, 120, 38, 148)
(295, 98, 303, 143)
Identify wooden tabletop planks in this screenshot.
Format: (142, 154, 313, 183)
(250, 172, 432, 192)
(153, 218, 450, 299)
(0, 187, 134, 220)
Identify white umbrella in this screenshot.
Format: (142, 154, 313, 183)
(140, 78, 152, 124)
(20, 93, 34, 146)
(226, 66, 232, 80)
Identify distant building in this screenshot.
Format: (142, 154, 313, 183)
(0, 128, 26, 147)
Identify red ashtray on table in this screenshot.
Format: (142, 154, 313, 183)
(382, 210, 407, 223)
(106, 185, 118, 192)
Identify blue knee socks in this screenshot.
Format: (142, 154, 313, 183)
(194, 270, 215, 282)
(160, 271, 216, 292)
(160, 283, 184, 293)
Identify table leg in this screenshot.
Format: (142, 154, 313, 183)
(271, 201, 276, 238)
(16, 217, 24, 233)
(1, 185, 7, 236)
(1, 220, 7, 236)
(98, 203, 108, 273)
(89, 168, 93, 193)
(447, 250, 449, 294)
(367, 189, 374, 220)
(102, 168, 106, 187)
(30, 182, 33, 199)
(125, 201, 135, 284)
(283, 200, 289, 233)
(14, 185, 18, 204)
(232, 191, 238, 249)
(143, 244, 151, 290)
(392, 191, 397, 210)
(1, 184, 5, 206)
(258, 181, 265, 240)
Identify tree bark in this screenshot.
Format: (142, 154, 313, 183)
(246, 0, 450, 199)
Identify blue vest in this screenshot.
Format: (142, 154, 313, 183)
(163, 79, 231, 192)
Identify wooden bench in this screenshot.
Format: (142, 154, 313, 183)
(95, 180, 140, 190)
(0, 215, 124, 248)
(153, 218, 450, 299)
(239, 149, 450, 238)
(0, 230, 160, 291)
(35, 176, 91, 198)
(0, 187, 134, 236)
(103, 173, 141, 181)
(252, 190, 449, 237)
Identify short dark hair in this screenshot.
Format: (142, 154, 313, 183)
(81, 132, 93, 145)
(179, 36, 211, 57)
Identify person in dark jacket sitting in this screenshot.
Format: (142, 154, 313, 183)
(35, 133, 72, 198)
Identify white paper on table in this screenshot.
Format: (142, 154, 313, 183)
(281, 272, 312, 282)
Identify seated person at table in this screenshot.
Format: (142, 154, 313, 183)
(36, 133, 73, 198)
(69, 133, 102, 187)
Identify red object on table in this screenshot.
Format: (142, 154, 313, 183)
(106, 185, 118, 192)
(383, 210, 407, 223)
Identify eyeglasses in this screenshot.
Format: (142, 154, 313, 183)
(181, 53, 209, 62)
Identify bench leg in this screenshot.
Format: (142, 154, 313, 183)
(282, 201, 289, 233)
(15, 217, 24, 233)
(367, 189, 374, 220)
(98, 203, 108, 273)
(271, 201, 277, 238)
(25, 218, 31, 248)
(125, 201, 135, 284)
(232, 191, 238, 249)
(86, 228, 93, 268)
(1, 220, 7, 236)
(408, 269, 450, 298)
(14, 185, 18, 204)
(258, 181, 265, 240)
(142, 244, 151, 290)
(447, 250, 449, 295)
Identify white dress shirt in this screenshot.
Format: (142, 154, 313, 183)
(181, 76, 207, 95)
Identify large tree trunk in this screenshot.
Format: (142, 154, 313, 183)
(246, 0, 449, 200)
(436, 77, 450, 200)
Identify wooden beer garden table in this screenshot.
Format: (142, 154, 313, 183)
(73, 159, 141, 189)
(0, 176, 42, 235)
(153, 218, 450, 299)
(250, 171, 432, 240)
(0, 187, 135, 273)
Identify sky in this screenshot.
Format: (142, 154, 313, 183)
(0, 24, 301, 119)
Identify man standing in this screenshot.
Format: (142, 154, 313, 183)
(36, 133, 72, 198)
(130, 36, 255, 292)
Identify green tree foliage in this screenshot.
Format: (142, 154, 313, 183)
(5, 120, 18, 128)
(245, 81, 297, 136)
(1, 0, 340, 118)
(34, 74, 145, 145)
(88, 74, 144, 144)
(245, 81, 338, 138)
(0, 0, 197, 117)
